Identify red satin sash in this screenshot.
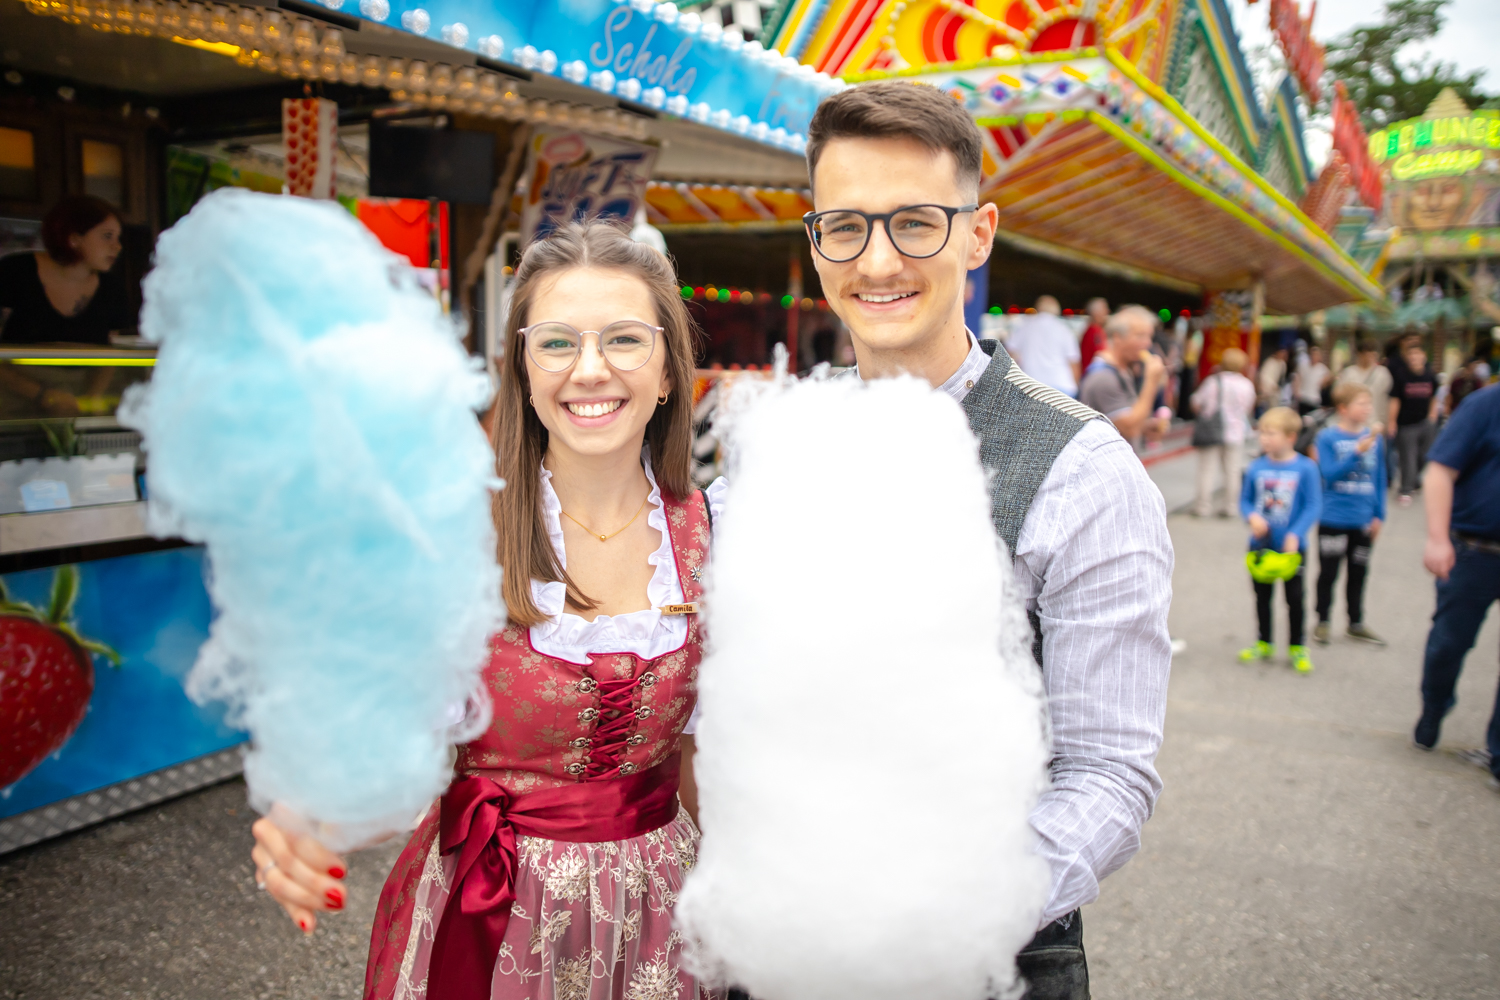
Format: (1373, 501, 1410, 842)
(427, 753, 683, 1000)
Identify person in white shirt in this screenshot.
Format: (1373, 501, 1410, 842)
(1335, 339, 1394, 428)
(1190, 347, 1257, 517)
(1294, 343, 1331, 414)
(802, 78, 1170, 1000)
(1006, 295, 1082, 397)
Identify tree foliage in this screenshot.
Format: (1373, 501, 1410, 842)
(1324, 0, 1490, 128)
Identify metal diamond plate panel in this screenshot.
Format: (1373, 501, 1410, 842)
(0, 746, 244, 855)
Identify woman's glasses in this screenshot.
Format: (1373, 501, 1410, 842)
(803, 203, 979, 263)
(520, 321, 661, 373)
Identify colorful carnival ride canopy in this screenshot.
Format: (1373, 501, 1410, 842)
(768, 0, 1382, 313)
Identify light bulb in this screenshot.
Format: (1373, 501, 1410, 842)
(277, 52, 296, 76)
(259, 9, 285, 49)
(454, 66, 477, 99)
(135, 0, 157, 33)
(155, 0, 180, 36)
(114, 0, 136, 33)
(93, 0, 115, 28)
(428, 63, 453, 95)
(383, 58, 407, 89)
(319, 56, 340, 81)
(234, 6, 257, 44)
(291, 18, 316, 54)
(296, 54, 316, 78)
(208, 3, 230, 41)
(405, 60, 429, 92)
(258, 52, 278, 73)
(320, 27, 343, 58)
(182, 2, 206, 39)
(339, 53, 358, 83)
(359, 55, 382, 88)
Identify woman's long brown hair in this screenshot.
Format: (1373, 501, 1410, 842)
(493, 221, 697, 627)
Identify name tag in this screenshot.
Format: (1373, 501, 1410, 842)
(657, 603, 699, 616)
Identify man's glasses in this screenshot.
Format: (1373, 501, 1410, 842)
(520, 321, 661, 373)
(802, 203, 979, 263)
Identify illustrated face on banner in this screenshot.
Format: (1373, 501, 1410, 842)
(1400, 175, 1474, 230)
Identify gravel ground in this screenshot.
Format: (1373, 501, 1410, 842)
(2, 464, 1497, 999)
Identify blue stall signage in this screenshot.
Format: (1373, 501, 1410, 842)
(339, 0, 844, 150)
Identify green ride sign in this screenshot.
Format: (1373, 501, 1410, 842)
(1369, 111, 1500, 179)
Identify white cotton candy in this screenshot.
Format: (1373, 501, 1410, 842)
(676, 371, 1051, 1000)
(120, 189, 502, 849)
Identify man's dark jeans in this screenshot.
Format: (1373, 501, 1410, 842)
(724, 910, 1088, 1000)
(1420, 540, 1500, 778)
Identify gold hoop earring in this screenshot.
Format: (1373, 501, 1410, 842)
(529, 395, 536, 406)
(657, 391, 669, 405)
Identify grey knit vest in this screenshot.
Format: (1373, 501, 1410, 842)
(961, 340, 1103, 666)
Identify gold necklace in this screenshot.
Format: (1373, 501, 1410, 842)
(561, 493, 650, 542)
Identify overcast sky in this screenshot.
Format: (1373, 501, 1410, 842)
(1222, 0, 1498, 170)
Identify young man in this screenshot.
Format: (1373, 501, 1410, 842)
(1293, 343, 1330, 415)
(1239, 407, 1323, 674)
(1414, 383, 1500, 792)
(803, 80, 1171, 999)
(1311, 384, 1387, 646)
(1257, 345, 1289, 413)
(1389, 340, 1439, 503)
(1077, 305, 1169, 447)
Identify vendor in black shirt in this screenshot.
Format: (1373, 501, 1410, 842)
(0, 195, 134, 415)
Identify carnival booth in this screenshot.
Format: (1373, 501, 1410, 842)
(0, 0, 835, 851)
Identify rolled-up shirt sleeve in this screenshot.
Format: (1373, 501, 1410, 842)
(1012, 419, 1173, 927)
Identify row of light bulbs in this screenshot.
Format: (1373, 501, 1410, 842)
(19, 0, 654, 139)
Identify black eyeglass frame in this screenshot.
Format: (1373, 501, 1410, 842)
(517, 320, 664, 373)
(802, 203, 980, 263)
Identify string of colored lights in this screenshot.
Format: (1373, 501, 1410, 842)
(680, 286, 830, 311)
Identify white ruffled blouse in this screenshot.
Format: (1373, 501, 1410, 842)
(530, 458, 726, 671)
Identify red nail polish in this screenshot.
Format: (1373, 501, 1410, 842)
(328, 866, 346, 879)
(326, 889, 344, 910)
(298, 918, 310, 933)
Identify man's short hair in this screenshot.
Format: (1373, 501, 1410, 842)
(1036, 295, 1060, 315)
(1104, 304, 1153, 340)
(1259, 407, 1302, 436)
(1332, 382, 1372, 408)
(806, 80, 983, 196)
(1219, 348, 1248, 373)
(1356, 339, 1379, 354)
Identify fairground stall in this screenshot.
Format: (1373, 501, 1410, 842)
(1323, 89, 1500, 373)
(0, 0, 833, 851)
(763, 0, 1385, 374)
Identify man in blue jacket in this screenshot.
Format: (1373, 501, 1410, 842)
(1414, 383, 1500, 791)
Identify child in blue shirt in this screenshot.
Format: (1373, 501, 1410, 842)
(1240, 406, 1323, 672)
(1311, 383, 1387, 646)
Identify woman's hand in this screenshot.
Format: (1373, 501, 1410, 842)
(251, 815, 349, 934)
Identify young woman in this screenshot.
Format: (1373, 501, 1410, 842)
(251, 221, 721, 1000)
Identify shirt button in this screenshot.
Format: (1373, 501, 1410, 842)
(965, 379, 974, 389)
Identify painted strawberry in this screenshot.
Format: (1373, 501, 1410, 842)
(0, 565, 120, 789)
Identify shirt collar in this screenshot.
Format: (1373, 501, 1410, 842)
(937, 331, 993, 404)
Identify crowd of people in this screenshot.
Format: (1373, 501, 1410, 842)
(1008, 306, 1499, 794)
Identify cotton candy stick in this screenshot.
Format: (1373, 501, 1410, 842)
(676, 372, 1050, 1000)
(120, 189, 501, 849)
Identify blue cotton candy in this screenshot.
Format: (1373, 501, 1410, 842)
(120, 189, 502, 847)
